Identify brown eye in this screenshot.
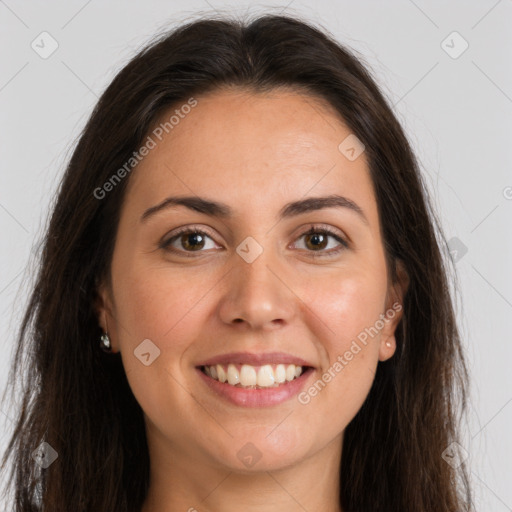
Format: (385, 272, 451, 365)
(160, 228, 218, 256)
(294, 226, 348, 257)
(179, 232, 207, 251)
(304, 232, 329, 251)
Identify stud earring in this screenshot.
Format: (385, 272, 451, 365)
(100, 331, 112, 352)
(99, 315, 113, 353)
(385, 341, 392, 348)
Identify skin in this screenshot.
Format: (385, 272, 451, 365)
(96, 87, 408, 512)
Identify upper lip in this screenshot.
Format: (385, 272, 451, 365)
(197, 351, 315, 368)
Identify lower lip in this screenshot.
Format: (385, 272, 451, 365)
(195, 367, 315, 407)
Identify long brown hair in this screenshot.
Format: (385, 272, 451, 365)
(0, 13, 473, 511)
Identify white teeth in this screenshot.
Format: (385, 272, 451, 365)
(275, 364, 286, 383)
(257, 365, 275, 387)
(203, 363, 305, 388)
(217, 364, 227, 383)
(240, 364, 257, 386)
(227, 364, 240, 385)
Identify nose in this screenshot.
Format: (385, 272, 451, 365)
(217, 246, 297, 331)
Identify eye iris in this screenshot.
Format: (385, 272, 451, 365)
(181, 232, 205, 251)
(305, 232, 327, 251)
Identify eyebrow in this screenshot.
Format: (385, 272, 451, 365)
(140, 194, 369, 225)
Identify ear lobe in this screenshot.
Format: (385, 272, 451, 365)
(92, 275, 120, 353)
(379, 259, 409, 361)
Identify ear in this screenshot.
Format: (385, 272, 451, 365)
(378, 259, 409, 362)
(93, 276, 118, 353)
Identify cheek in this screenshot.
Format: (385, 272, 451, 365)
(111, 265, 210, 427)
(303, 269, 387, 349)
(297, 270, 385, 416)
(112, 260, 212, 355)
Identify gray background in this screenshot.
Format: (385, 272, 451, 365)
(1, 0, 511, 510)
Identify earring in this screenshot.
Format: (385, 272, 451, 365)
(385, 341, 392, 348)
(100, 331, 112, 352)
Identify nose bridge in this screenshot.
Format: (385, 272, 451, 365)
(218, 237, 296, 329)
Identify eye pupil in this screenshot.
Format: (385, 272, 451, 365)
(305, 233, 327, 250)
(181, 232, 205, 251)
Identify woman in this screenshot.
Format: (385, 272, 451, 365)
(0, 13, 473, 512)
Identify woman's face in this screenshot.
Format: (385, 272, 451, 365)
(97, 88, 406, 473)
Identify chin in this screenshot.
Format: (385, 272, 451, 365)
(209, 430, 309, 473)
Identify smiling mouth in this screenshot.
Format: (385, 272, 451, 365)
(198, 363, 314, 389)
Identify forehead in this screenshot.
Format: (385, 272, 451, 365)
(123, 87, 378, 227)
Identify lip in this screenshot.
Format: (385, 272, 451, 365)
(195, 366, 316, 407)
(196, 351, 315, 368)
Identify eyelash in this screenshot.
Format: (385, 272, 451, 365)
(159, 224, 349, 259)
